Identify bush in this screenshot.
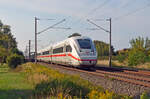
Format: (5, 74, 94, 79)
(117, 54, 127, 63)
(140, 92, 150, 99)
(128, 50, 146, 66)
(7, 54, 24, 68)
(145, 56, 150, 62)
(35, 78, 90, 98)
(88, 90, 132, 99)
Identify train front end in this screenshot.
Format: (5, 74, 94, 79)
(74, 37, 97, 67)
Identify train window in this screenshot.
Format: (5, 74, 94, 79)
(66, 45, 72, 52)
(42, 51, 49, 55)
(77, 39, 91, 49)
(46, 51, 49, 54)
(53, 47, 63, 54)
(37, 53, 41, 55)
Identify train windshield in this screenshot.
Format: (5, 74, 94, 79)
(77, 39, 91, 49)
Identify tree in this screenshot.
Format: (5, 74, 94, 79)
(0, 46, 7, 64)
(7, 54, 24, 68)
(130, 36, 145, 51)
(94, 40, 115, 59)
(0, 20, 17, 49)
(0, 20, 24, 65)
(11, 48, 24, 56)
(68, 33, 81, 38)
(145, 37, 150, 56)
(2, 25, 11, 34)
(128, 36, 150, 66)
(0, 20, 3, 32)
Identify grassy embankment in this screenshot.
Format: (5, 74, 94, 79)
(0, 63, 143, 99)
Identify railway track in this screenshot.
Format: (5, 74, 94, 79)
(39, 62, 150, 88)
(124, 70, 150, 77)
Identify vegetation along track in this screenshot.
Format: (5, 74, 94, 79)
(39, 62, 150, 88)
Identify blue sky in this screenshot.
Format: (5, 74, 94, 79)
(0, 0, 150, 52)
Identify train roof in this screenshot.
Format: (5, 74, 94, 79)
(69, 36, 91, 40)
(37, 46, 51, 53)
(52, 36, 91, 47)
(37, 36, 91, 53)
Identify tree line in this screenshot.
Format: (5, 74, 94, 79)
(0, 20, 24, 68)
(93, 40, 115, 59)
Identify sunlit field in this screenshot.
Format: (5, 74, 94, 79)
(97, 60, 150, 69)
(0, 64, 33, 99)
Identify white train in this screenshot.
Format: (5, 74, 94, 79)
(37, 36, 97, 68)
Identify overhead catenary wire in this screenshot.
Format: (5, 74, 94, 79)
(37, 19, 66, 35)
(114, 3, 150, 21)
(88, 1, 150, 22)
(71, 0, 111, 27)
(37, 18, 55, 21)
(87, 0, 111, 15)
(121, 0, 137, 8)
(87, 19, 109, 33)
(48, 27, 71, 30)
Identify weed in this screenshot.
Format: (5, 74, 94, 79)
(140, 92, 150, 99)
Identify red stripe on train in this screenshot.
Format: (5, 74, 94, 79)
(68, 53, 97, 61)
(37, 53, 97, 61)
(37, 54, 66, 58)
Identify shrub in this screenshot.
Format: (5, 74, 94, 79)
(88, 90, 131, 99)
(128, 50, 146, 66)
(140, 92, 150, 99)
(6, 54, 23, 68)
(145, 56, 150, 62)
(117, 54, 127, 63)
(34, 78, 90, 98)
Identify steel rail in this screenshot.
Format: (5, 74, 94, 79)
(39, 62, 150, 88)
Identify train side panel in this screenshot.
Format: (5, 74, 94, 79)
(37, 36, 97, 68)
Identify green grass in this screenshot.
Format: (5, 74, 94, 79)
(0, 65, 34, 99)
(0, 64, 9, 73)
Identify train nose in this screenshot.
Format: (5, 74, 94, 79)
(78, 58, 97, 66)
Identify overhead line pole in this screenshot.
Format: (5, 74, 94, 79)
(25, 45, 28, 59)
(29, 40, 31, 62)
(87, 18, 112, 68)
(35, 17, 37, 63)
(34, 17, 70, 64)
(109, 18, 112, 68)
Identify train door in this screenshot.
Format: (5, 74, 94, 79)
(65, 44, 72, 65)
(49, 47, 52, 63)
(64, 44, 67, 64)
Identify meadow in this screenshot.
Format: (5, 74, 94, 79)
(0, 64, 34, 99)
